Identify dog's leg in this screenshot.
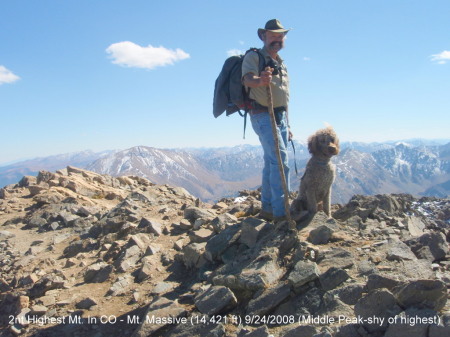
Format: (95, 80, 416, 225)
(305, 190, 318, 215)
(323, 190, 331, 217)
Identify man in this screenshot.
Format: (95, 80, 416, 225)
(242, 19, 291, 222)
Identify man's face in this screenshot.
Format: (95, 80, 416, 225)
(263, 31, 286, 52)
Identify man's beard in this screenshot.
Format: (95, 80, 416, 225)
(269, 41, 283, 51)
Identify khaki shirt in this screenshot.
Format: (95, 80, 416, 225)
(242, 47, 289, 108)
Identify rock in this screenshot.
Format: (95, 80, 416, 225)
(403, 216, 426, 237)
(28, 276, 66, 299)
(184, 207, 216, 222)
(319, 267, 349, 291)
(393, 279, 447, 311)
(281, 325, 317, 337)
(139, 217, 163, 236)
(287, 261, 320, 291)
(308, 225, 334, 245)
(213, 248, 283, 293)
(334, 324, 361, 337)
(84, 262, 114, 283)
(354, 289, 402, 333)
(0, 230, 15, 240)
(211, 213, 238, 233)
(384, 308, 437, 337)
(429, 324, 450, 337)
(275, 287, 322, 317)
(108, 276, 132, 296)
(239, 218, 271, 248)
(127, 234, 151, 252)
(407, 232, 449, 262)
(329, 283, 365, 305)
(131, 297, 187, 337)
(204, 224, 241, 262)
(188, 228, 214, 243)
(152, 282, 175, 295)
(246, 283, 291, 316)
(316, 247, 354, 270)
(239, 326, 270, 337)
(386, 239, 417, 261)
(137, 258, 154, 282)
(163, 317, 225, 337)
(195, 286, 237, 315)
(366, 274, 399, 293)
(182, 242, 207, 269)
(76, 297, 98, 310)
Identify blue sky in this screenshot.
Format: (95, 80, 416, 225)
(1, 0, 449, 165)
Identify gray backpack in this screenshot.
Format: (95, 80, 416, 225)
(213, 48, 265, 119)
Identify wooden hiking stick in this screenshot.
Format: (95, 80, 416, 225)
(266, 82, 296, 230)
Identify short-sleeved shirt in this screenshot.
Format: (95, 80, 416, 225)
(241, 47, 289, 108)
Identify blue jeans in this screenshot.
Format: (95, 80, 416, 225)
(250, 111, 290, 217)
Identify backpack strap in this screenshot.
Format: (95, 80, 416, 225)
(241, 48, 266, 139)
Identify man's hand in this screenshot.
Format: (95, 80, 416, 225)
(259, 67, 273, 86)
(288, 128, 293, 141)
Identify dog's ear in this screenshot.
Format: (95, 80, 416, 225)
(308, 134, 317, 154)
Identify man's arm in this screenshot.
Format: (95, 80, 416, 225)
(242, 67, 273, 88)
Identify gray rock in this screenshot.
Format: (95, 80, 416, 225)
(384, 308, 436, 337)
(386, 239, 417, 261)
(319, 267, 349, 291)
(275, 287, 323, 317)
(407, 232, 448, 262)
(152, 282, 175, 295)
(239, 326, 270, 337)
(330, 283, 365, 305)
(184, 207, 216, 222)
(213, 248, 283, 292)
(163, 317, 225, 337)
(182, 242, 207, 269)
(404, 216, 426, 237)
(139, 217, 163, 236)
(210, 213, 238, 233)
(429, 324, 450, 337)
(0, 230, 15, 240)
(84, 262, 114, 283)
(281, 325, 317, 337)
(30, 305, 48, 316)
(239, 218, 271, 248)
(308, 225, 334, 245)
(366, 273, 401, 291)
(354, 289, 402, 333)
(204, 224, 241, 262)
(131, 297, 187, 337)
(246, 283, 291, 316)
(195, 286, 237, 315)
(316, 247, 354, 270)
(188, 228, 214, 243)
(288, 261, 320, 290)
(334, 324, 361, 337)
(394, 279, 447, 311)
(108, 276, 132, 296)
(28, 275, 66, 298)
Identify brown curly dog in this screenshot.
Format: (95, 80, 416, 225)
(291, 126, 340, 219)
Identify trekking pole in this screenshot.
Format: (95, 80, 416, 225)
(266, 79, 296, 230)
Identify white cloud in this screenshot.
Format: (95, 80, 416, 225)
(430, 50, 450, 64)
(106, 41, 190, 69)
(303, 57, 311, 61)
(0, 66, 20, 85)
(227, 49, 244, 57)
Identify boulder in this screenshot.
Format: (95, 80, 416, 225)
(195, 286, 237, 315)
(394, 280, 447, 311)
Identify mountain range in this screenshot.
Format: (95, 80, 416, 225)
(1, 140, 449, 204)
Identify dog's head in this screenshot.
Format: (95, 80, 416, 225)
(308, 126, 340, 157)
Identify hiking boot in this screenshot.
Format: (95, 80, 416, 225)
(258, 210, 273, 221)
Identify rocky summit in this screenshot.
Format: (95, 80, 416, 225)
(0, 166, 449, 337)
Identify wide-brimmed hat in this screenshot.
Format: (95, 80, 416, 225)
(257, 19, 291, 40)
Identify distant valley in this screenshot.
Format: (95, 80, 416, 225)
(1, 140, 449, 204)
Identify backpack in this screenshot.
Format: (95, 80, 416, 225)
(213, 48, 266, 119)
